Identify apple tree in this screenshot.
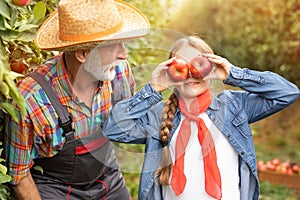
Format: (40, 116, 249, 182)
(168, 0, 300, 87)
(0, 0, 57, 198)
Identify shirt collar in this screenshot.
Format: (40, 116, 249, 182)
(56, 53, 104, 106)
(55, 53, 75, 101)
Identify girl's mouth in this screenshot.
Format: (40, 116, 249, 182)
(185, 78, 202, 86)
(185, 81, 200, 88)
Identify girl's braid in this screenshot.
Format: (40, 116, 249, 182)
(155, 93, 178, 185)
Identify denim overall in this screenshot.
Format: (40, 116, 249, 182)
(28, 72, 130, 200)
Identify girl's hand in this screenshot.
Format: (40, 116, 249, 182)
(202, 54, 232, 81)
(150, 58, 183, 92)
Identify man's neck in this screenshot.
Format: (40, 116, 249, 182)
(63, 52, 99, 108)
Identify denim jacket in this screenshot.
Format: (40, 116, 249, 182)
(103, 66, 299, 200)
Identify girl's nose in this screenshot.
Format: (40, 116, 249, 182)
(117, 43, 127, 60)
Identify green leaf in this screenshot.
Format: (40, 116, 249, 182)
(18, 24, 38, 32)
(33, 1, 47, 22)
(0, 173, 12, 184)
(3, 15, 12, 29)
(0, 29, 20, 41)
(0, 15, 6, 31)
(16, 43, 34, 54)
(0, 102, 20, 122)
(0, 185, 11, 200)
(14, 20, 28, 28)
(0, 43, 9, 69)
(33, 166, 44, 174)
(17, 31, 36, 42)
(0, 164, 7, 174)
(3, 73, 26, 117)
(0, 1, 10, 20)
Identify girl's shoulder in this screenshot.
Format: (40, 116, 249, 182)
(214, 89, 246, 103)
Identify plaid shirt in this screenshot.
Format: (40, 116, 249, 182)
(4, 53, 135, 184)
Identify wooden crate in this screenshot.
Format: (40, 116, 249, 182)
(258, 170, 300, 190)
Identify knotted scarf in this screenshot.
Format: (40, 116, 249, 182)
(171, 89, 222, 199)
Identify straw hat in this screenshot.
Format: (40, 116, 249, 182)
(34, 0, 150, 51)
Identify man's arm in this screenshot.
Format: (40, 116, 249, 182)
(12, 171, 41, 200)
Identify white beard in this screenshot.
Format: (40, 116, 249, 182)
(83, 54, 117, 81)
(84, 62, 116, 81)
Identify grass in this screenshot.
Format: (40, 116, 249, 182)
(258, 181, 298, 200)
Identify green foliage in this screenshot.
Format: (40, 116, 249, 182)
(0, 0, 57, 127)
(124, 0, 177, 88)
(168, 0, 300, 87)
(0, 184, 12, 200)
(0, 0, 58, 130)
(0, 0, 58, 198)
(0, 152, 12, 200)
(124, 0, 172, 27)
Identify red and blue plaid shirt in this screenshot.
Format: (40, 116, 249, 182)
(4, 53, 135, 184)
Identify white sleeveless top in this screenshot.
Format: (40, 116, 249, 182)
(162, 113, 240, 200)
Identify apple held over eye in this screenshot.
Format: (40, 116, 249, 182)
(12, 0, 31, 7)
(189, 56, 212, 78)
(167, 59, 189, 82)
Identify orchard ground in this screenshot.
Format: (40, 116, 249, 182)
(252, 98, 300, 164)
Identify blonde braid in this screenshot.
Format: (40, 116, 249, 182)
(155, 93, 178, 185)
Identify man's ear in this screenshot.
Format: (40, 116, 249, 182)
(75, 49, 90, 63)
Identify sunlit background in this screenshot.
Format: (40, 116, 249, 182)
(0, 0, 299, 199)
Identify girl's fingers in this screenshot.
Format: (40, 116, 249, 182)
(202, 53, 222, 60)
(160, 57, 176, 66)
(203, 54, 227, 65)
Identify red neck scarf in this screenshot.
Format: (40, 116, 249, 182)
(171, 89, 222, 199)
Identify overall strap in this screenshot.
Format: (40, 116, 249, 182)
(27, 72, 74, 141)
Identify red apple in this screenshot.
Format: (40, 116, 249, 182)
(12, 0, 31, 7)
(10, 61, 27, 73)
(266, 161, 276, 171)
(291, 164, 299, 174)
(167, 59, 189, 82)
(285, 168, 294, 175)
(259, 165, 268, 171)
(189, 56, 212, 78)
(257, 160, 267, 171)
(271, 158, 281, 166)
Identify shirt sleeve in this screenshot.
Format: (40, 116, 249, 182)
(224, 65, 300, 123)
(103, 83, 163, 144)
(4, 99, 34, 185)
(115, 60, 136, 99)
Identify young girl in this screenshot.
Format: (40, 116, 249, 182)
(103, 36, 299, 200)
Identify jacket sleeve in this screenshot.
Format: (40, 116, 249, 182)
(103, 83, 164, 144)
(224, 65, 300, 123)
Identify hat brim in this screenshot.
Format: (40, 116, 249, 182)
(34, 0, 150, 51)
